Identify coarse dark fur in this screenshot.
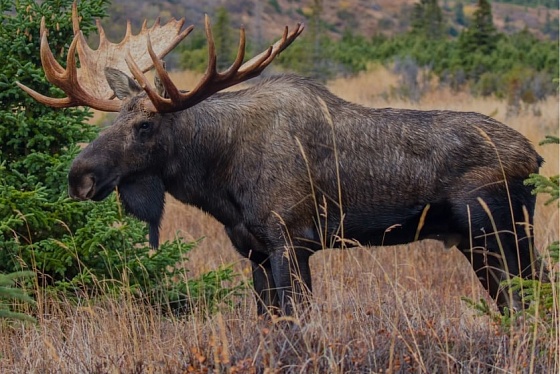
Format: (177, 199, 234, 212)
(68, 73, 545, 315)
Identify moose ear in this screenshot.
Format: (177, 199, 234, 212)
(104, 67, 142, 100)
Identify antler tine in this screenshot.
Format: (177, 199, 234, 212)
(16, 18, 69, 106)
(17, 20, 122, 111)
(64, 32, 80, 86)
(125, 33, 182, 111)
(196, 15, 219, 90)
(140, 15, 233, 112)
(16, 27, 74, 109)
(71, 2, 80, 37)
(147, 34, 184, 103)
(124, 20, 133, 40)
(125, 47, 159, 104)
(15, 82, 74, 107)
(238, 24, 303, 77)
(138, 18, 304, 113)
(39, 18, 65, 77)
(95, 20, 108, 47)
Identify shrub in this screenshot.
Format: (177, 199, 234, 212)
(0, 271, 36, 322)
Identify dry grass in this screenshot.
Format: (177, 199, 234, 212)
(2, 67, 558, 373)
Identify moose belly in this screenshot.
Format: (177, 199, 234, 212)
(334, 202, 459, 248)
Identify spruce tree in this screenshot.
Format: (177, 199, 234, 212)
(411, 0, 444, 39)
(214, 6, 233, 71)
(1, 0, 107, 278)
(459, 0, 498, 55)
(453, 1, 467, 27)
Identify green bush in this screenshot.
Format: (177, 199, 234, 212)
(0, 271, 36, 322)
(0, 0, 245, 314)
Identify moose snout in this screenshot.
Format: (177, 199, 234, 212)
(68, 157, 121, 201)
(68, 172, 96, 200)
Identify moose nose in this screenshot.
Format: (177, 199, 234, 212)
(68, 173, 96, 200)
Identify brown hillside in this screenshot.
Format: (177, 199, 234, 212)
(102, 0, 558, 43)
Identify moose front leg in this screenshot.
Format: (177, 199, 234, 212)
(250, 257, 279, 316)
(225, 224, 282, 316)
(270, 247, 313, 316)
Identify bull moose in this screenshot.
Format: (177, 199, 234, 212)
(18, 4, 544, 316)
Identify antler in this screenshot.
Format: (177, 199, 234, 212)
(126, 15, 304, 113)
(16, 2, 192, 112)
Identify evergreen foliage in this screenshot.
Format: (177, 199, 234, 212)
(453, 1, 467, 27)
(459, 0, 499, 56)
(0, 271, 36, 322)
(213, 6, 233, 71)
(525, 135, 560, 206)
(411, 0, 444, 39)
(518, 135, 559, 322)
(0, 0, 244, 314)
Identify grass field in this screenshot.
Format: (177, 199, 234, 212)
(1, 67, 558, 373)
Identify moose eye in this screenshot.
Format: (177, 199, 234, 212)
(136, 121, 154, 142)
(138, 121, 152, 131)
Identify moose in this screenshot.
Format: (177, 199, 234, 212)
(18, 4, 544, 316)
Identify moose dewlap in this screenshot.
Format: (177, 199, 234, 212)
(18, 3, 544, 316)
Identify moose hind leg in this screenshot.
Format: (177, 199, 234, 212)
(454, 180, 540, 312)
(458, 236, 521, 312)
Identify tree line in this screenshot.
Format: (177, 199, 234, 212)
(181, 0, 558, 107)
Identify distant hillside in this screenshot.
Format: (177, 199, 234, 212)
(101, 0, 558, 43)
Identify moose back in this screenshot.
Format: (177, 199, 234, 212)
(18, 5, 543, 316)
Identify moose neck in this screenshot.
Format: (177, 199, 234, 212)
(161, 89, 259, 227)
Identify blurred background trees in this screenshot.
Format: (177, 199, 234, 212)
(174, 0, 558, 106)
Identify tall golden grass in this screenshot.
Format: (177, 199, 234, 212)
(1, 67, 558, 373)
